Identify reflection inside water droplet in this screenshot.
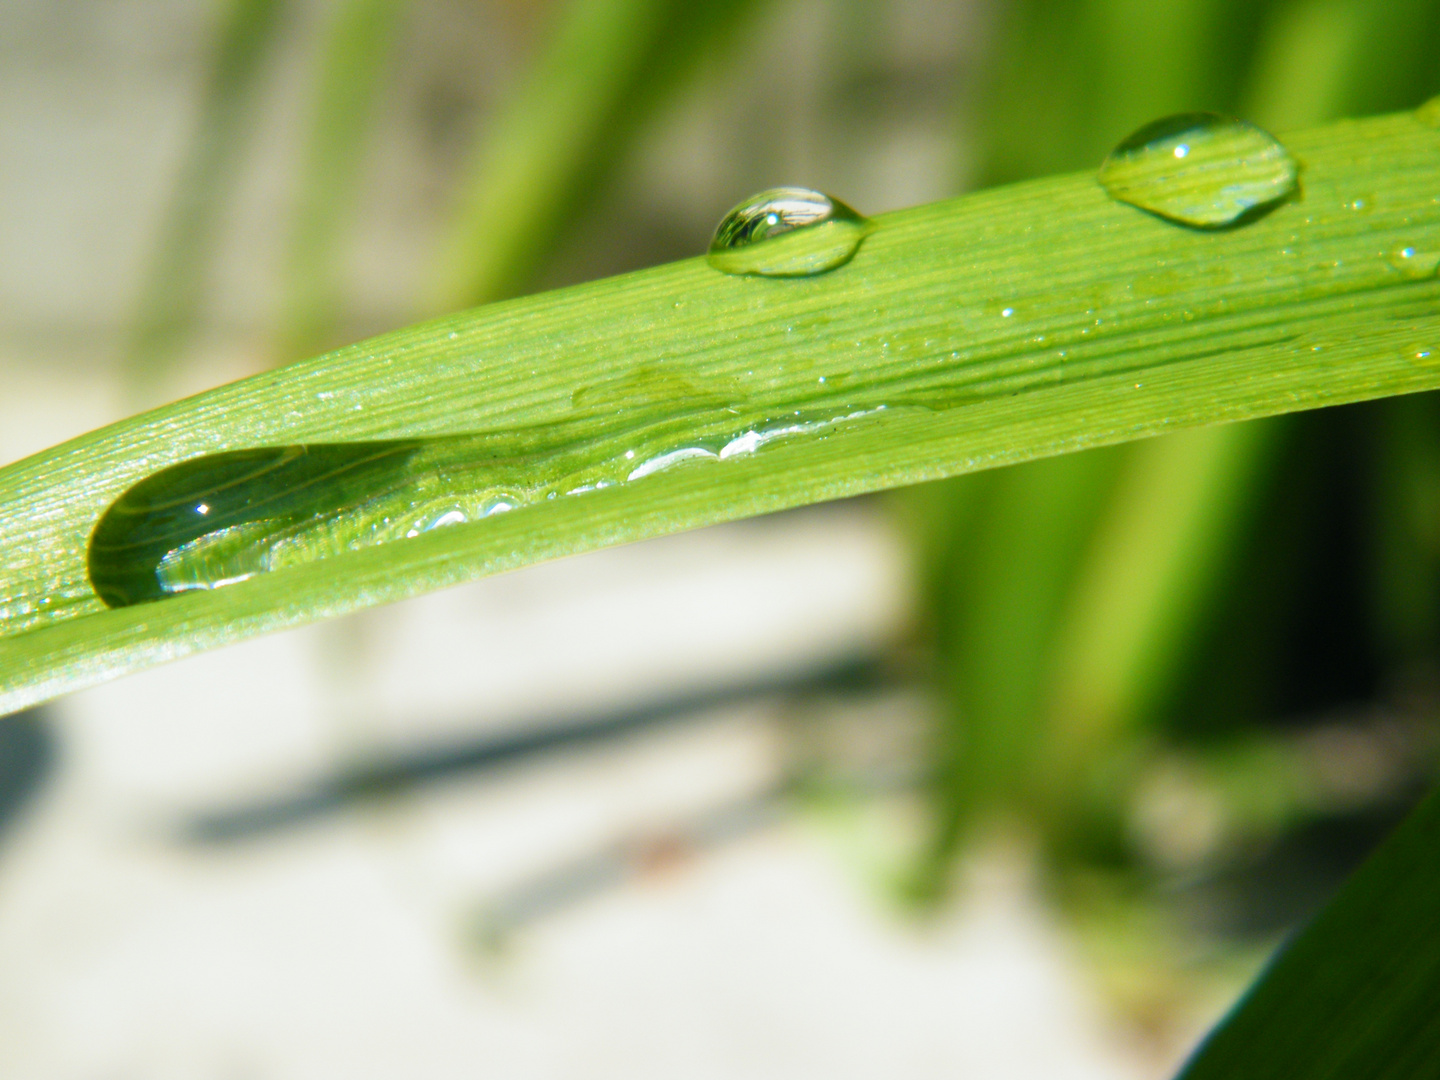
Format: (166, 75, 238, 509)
(707, 187, 874, 277)
(1097, 112, 1298, 228)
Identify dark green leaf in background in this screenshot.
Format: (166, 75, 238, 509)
(1178, 782, 1440, 1080)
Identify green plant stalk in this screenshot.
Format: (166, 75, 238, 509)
(4, 110, 1440, 711)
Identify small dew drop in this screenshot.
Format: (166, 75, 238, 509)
(1097, 112, 1298, 229)
(1001, 307, 1014, 317)
(707, 187, 873, 277)
(1386, 244, 1440, 279)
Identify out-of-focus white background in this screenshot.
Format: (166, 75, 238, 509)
(0, 0, 1227, 1074)
(1, 512, 1175, 1078)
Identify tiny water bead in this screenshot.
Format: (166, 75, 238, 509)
(707, 187, 873, 277)
(1098, 113, 1298, 229)
(1386, 244, 1440, 279)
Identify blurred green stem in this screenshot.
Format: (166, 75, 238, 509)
(121, 0, 284, 406)
(277, 0, 405, 364)
(425, 0, 763, 312)
(1043, 423, 1279, 775)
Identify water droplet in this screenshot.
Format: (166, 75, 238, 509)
(87, 444, 423, 607)
(626, 447, 717, 481)
(88, 405, 897, 607)
(1386, 245, 1440, 279)
(1098, 113, 1298, 229)
(707, 187, 873, 277)
(405, 507, 468, 539)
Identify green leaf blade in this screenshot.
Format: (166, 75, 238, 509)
(4, 110, 1440, 709)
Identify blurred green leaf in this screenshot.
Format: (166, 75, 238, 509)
(277, 0, 405, 362)
(1044, 421, 1279, 770)
(121, 0, 285, 404)
(426, 0, 765, 311)
(922, 447, 1123, 878)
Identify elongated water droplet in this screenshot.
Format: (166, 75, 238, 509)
(85, 399, 896, 607)
(707, 187, 873, 277)
(88, 443, 422, 607)
(1098, 113, 1298, 228)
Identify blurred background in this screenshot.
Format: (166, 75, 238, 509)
(4, 0, 1440, 1074)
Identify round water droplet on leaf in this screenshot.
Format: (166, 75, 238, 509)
(1098, 113, 1298, 229)
(707, 187, 873, 277)
(1386, 244, 1440, 279)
